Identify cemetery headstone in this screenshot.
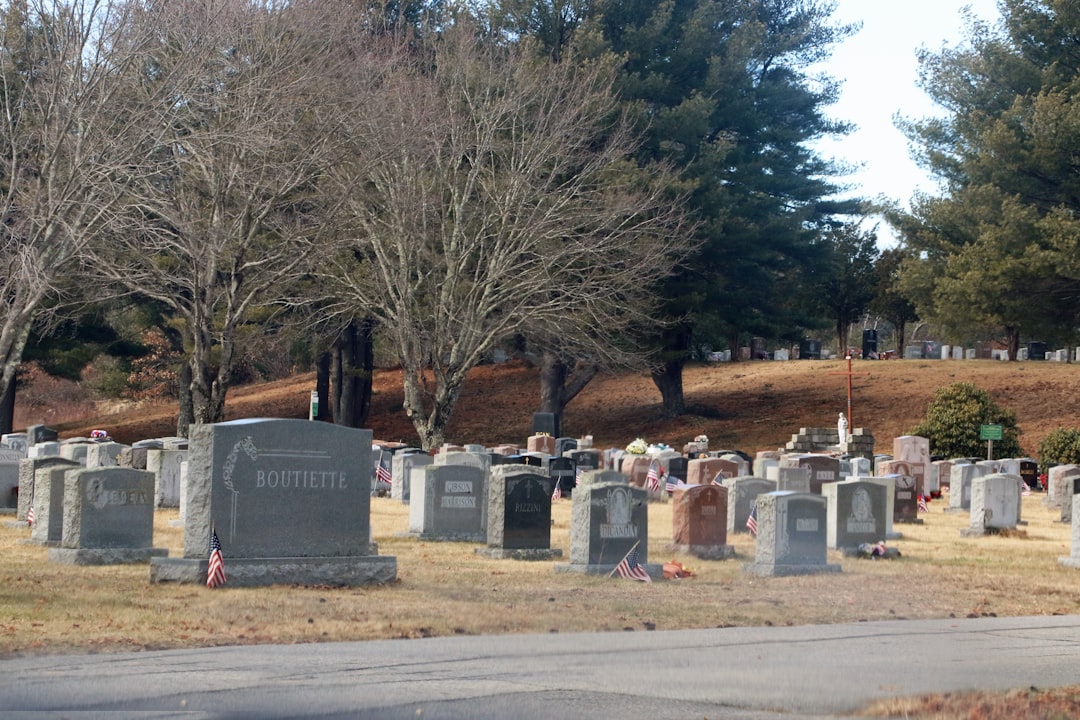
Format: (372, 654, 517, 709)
(554, 478, 656, 577)
(48, 467, 165, 565)
(476, 467, 560, 560)
(547, 456, 576, 499)
(1058, 492, 1080, 569)
(28, 465, 75, 546)
(669, 484, 733, 559)
(408, 464, 487, 542)
(1, 433, 27, 456)
(1018, 459, 1039, 491)
(86, 442, 128, 469)
(948, 463, 989, 511)
(892, 436, 931, 495)
(666, 456, 689, 484)
(26, 425, 58, 445)
(150, 419, 395, 586)
(59, 441, 90, 465)
(962, 474, 1021, 536)
(0, 459, 17, 509)
(393, 452, 432, 504)
(823, 480, 888, 550)
(722, 476, 776, 534)
(147, 447, 187, 508)
(1047, 465, 1080, 508)
(893, 473, 921, 524)
(532, 412, 559, 438)
(767, 464, 811, 493)
(554, 437, 578, 457)
(743, 492, 841, 576)
(569, 450, 601, 472)
(16, 457, 80, 525)
(686, 457, 727, 486)
(780, 454, 839, 494)
(1062, 476, 1080, 524)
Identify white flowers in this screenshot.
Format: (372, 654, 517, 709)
(625, 438, 648, 454)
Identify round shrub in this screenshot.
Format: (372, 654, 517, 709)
(1036, 428, 1080, 474)
(909, 382, 1021, 459)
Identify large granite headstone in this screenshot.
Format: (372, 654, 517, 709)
(962, 473, 1021, 536)
(1058, 493, 1080, 569)
(148, 447, 187, 508)
(723, 476, 775, 534)
(477, 467, 560, 560)
(0, 459, 18, 509)
(28, 466, 75, 546)
(408, 464, 487, 542)
(15, 457, 79, 525)
(48, 467, 164, 565)
(150, 419, 395, 586)
(548, 456, 576, 499)
(1047, 465, 1080, 508)
(892, 436, 931, 495)
(823, 480, 888, 550)
(743, 492, 840, 577)
(554, 478, 657, 577)
(391, 450, 431, 503)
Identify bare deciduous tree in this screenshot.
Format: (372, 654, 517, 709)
(325, 23, 693, 449)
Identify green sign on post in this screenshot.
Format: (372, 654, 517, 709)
(980, 424, 1003, 441)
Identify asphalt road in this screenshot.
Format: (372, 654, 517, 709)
(3, 615, 1079, 719)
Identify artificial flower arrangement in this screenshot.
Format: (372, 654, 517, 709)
(625, 438, 648, 455)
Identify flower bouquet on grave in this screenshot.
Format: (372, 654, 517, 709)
(663, 560, 694, 579)
(626, 438, 648, 455)
(647, 442, 673, 455)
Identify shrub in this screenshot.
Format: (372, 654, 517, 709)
(910, 382, 1021, 459)
(1036, 428, 1080, 474)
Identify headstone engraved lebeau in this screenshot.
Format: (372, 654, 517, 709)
(476, 466, 561, 560)
(722, 476, 775, 534)
(962, 473, 1021, 536)
(149, 419, 395, 586)
(743, 491, 840, 576)
(669, 483, 734, 559)
(47, 466, 166, 565)
(554, 471, 657, 578)
(824, 479, 888, 552)
(407, 464, 486, 542)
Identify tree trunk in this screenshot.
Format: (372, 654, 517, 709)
(0, 371, 15, 435)
(893, 320, 905, 355)
(176, 361, 194, 437)
(538, 351, 599, 431)
(728, 330, 741, 362)
(315, 351, 331, 422)
(331, 318, 374, 428)
(651, 359, 686, 416)
(1006, 326, 1021, 362)
(837, 321, 849, 358)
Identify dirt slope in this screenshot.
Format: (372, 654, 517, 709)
(54, 357, 1080, 457)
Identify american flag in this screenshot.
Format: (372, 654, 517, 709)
(1020, 479, 1031, 497)
(711, 476, 724, 487)
(376, 462, 392, 487)
(551, 478, 562, 501)
(614, 545, 651, 582)
(746, 501, 758, 536)
(918, 494, 929, 512)
(575, 466, 584, 486)
(665, 476, 683, 493)
(646, 462, 661, 493)
(26, 503, 34, 527)
(206, 530, 227, 589)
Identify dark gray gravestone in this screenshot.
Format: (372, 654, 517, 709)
(824, 480, 888, 550)
(669, 484, 733, 559)
(744, 491, 840, 576)
(532, 412, 559, 438)
(48, 467, 164, 565)
(722, 476, 775, 534)
(0, 460, 17, 509)
(554, 437, 578, 457)
(477, 467, 560, 560)
(554, 480, 657, 577)
(547, 456, 576, 499)
(407, 464, 486, 542)
(667, 457, 688, 484)
(150, 419, 395, 586)
(894, 474, 921, 524)
(1019, 459, 1038, 491)
(569, 450, 600, 472)
(16, 457, 79, 524)
(27, 425, 58, 445)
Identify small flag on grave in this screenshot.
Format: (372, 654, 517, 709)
(665, 476, 683, 493)
(376, 462, 392, 487)
(918, 494, 928, 512)
(26, 503, 33, 527)
(746, 501, 758, 536)
(551, 478, 562, 501)
(612, 542, 651, 582)
(575, 466, 583, 486)
(646, 462, 661, 493)
(207, 528, 227, 589)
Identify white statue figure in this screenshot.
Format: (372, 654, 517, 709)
(838, 412, 849, 451)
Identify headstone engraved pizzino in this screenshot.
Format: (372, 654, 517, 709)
(150, 419, 395, 586)
(476, 467, 561, 560)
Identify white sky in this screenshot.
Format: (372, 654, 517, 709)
(811, 0, 1002, 240)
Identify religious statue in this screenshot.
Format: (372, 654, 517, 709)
(837, 412, 849, 451)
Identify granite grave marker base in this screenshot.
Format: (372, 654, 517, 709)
(150, 555, 398, 586)
(664, 542, 734, 561)
(51, 546, 168, 565)
(743, 557, 841, 577)
(475, 547, 563, 561)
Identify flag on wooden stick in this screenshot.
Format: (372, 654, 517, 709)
(207, 528, 227, 589)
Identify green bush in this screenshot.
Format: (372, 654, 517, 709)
(910, 382, 1021, 459)
(1036, 428, 1080, 474)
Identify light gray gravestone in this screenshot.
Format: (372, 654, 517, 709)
(1047, 464, 1080, 508)
(2, 433, 27, 455)
(780, 454, 839, 494)
(86, 442, 128, 468)
(408, 464, 487, 541)
(859, 474, 900, 539)
(15, 457, 80, 525)
(554, 478, 657, 577)
(669, 483, 733, 559)
(391, 450, 430, 503)
(58, 441, 90, 465)
(150, 419, 395, 586)
(949, 462, 989, 511)
(147, 448, 187, 508)
(962, 473, 1021, 536)
(477, 467, 561, 560)
(723, 476, 776, 534)
(28, 465, 80, 546)
(767, 464, 812, 493)
(824, 479, 888, 550)
(48, 467, 164, 565)
(1058, 493, 1080, 569)
(743, 491, 841, 577)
